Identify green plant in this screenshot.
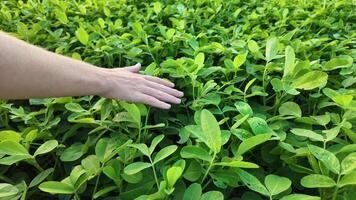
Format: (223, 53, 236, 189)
(0, 0, 355, 199)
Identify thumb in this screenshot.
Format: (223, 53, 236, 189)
(124, 63, 141, 73)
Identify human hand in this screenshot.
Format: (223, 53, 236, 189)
(99, 63, 183, 109)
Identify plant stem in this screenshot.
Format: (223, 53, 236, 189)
(201, 153, 216, 184)
(149, 157, 160, 189)
(91, 170, 102, 200)
(332, 174, 341, 200)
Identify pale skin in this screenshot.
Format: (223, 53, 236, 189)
(0, 31, 183, 109)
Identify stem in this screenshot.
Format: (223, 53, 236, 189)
(201, 153, 216, 184)
(149, 157, 160, 189)
(332, 175, 341, 200)
(262, 62, 269, 106)
(91, 169, 102, 200)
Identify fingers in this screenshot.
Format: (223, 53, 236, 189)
(146, 80, 184, 98)
(141, 86, 181, 104)
(124, 63, 141, 73)
(144, 75, 175, 88)
(136, 93, 171, 109)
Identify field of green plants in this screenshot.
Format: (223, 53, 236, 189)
(0, 0, 355, 199)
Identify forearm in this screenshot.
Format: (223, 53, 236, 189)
(0, 31, 105, 99)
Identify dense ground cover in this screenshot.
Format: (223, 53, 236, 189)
(0, 0, 355, 199)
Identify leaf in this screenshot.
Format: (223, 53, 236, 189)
(34, 140, 58, 156)
(265, 37, 279, 62)
(308, 144, 340, 174)
(338, 172, 356, 187)
(331, 95, 353, 107)
(29, 168, 54, 188)
(323, 55, 353, 71)
(149, 135, 164, 154)
(153, 2, 162, 14)
(290, 128, 324, 141)
(120, 101, 141, 126)
(234, 101, 253, 117)
(214, 160, 259, 168)
(95, 138, 114, 163)
(180, 146, 212, 162)
(0, 183, 19, 198)
(183, 183, 202, 200)
(128, 143, 150, 157)
(341, 152, 356, 175)
(237, 134, 271, 155)
(166, 166, 184, 188)
(0, 141, 29, 155)
(283, 46, 295, 77)
(153, 145, 177, 164)
(234, 53, 247, 70)
(81, 155, 100, 174)
(93, 186, 117, 199)
(195, 52, 205, 66)
(279, 102, 301, 117)
(301, 174, 336, 188)
(124, 162, 151, 175)
(200, 191, 224, 200)
(264, 174, 292, 196)
(0, 130, 21, 143)
(0, 155, 32, 165)
(292, 71, 328, 90)
(280, 194, 321, 200)
(248, 40, 259, 53)
(200, 109, 222, 153)
(39, 181, 75, 194)
(60, 143, 84, 162)
(236, 169, 269, 196)
(247, 117, 269, 135)
(75, 27, 89, 45)
(65, 103, 86, 113)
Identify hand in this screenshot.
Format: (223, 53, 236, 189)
(99, 63, 183, 109)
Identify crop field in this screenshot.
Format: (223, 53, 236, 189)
(0, 0, 355, 199)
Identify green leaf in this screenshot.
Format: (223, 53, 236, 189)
(128, 143, 150, 157)
(166, 166, 184, 188)
(153, 145, 177, 164)
(149, 135, 164, 154)
(124, 162, 151, 175)
(93, 186, 117, 199)
(236, 169, 269, 196)
(0, 154, 32, 165)
(0, 183, 19, 198)
(331, 95, 353, 107)
(200, 191, 224, 200)
(95, 138, 114, 163)
(153, 2, 162, 14)
(54, 9, 68, 24)
(29, 168, 54, 188)
(183, 183, 202, 200)
(292, 71, 328, 90)
(81, 155, 100, 174)
(34, 140, 58, 156)
(283, 46, 295, 77)
(308, 144, 340, 174)
(301, 174, 336, 188)
(323, 55, 353, 71)
(0, 130, 21, 143)
(265, 37, 279, 62)
(234, 101, 253, 117)
(338, 172, 356, 187)
(234, 53, 247, 70)
(264, 174, 292, 196)
(290, 128, 324, 141)
(180, 146, 212, 162)
(65, 103, 86, 113)
(280, 194, 321, 200)
(237, 134, 271, 155)
(0, 141, 29, 155)
(120, 101, 141, 126)
(60, 143, 84, 162)
(248, 40, 259, 53)
(200, 109, 222, 153)
(247, 117, 269, 135)
(39, 181, 75, 194)
(195, 52, 205, 66)
(214, 160, 259, 168)
(75, 27, 89, 46)
(341, 152, 356, 175)
(279, 102, 301, 117)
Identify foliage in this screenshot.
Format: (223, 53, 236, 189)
(0, 0, 355, 199)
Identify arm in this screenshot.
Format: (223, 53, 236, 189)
(0, 31, 183, 109)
